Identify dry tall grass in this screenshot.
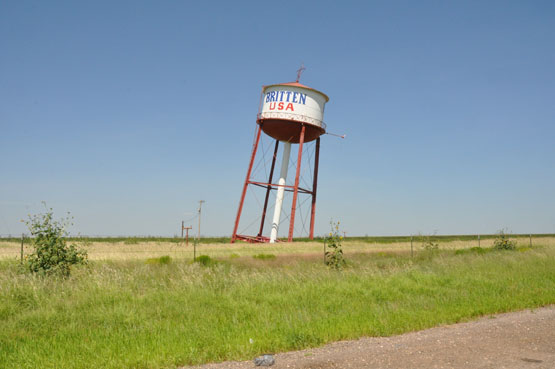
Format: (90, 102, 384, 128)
(1, 236, 554, 261)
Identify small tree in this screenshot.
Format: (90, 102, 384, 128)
(325, 221, 345, 270)
(493, 229, 516, 250)
(25, 205, 87, 277)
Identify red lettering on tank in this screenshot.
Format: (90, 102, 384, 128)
(269, 102, 276, 110)
(285, 103, 294, 111)
(278, 102, 284, 110)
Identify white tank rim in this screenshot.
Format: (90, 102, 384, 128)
(262, 82, 330, 103)
(257, 113, 327, 132)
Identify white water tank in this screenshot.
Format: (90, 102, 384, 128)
(258, 82, 329, 143)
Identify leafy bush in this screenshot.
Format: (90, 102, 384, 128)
(195, 255, 216, 266)
(24, 206, 87, 277)
(252, 253, 276, 260)
(493, 230, 516, 250)
(229, 253, 240, 259)
(146, 255, 172, 265)
(325, 221, 345, 270)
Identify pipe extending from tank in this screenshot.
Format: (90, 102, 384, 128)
(269, 142, 291, 243)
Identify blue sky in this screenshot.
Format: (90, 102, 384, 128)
(1, 0, 554, 237)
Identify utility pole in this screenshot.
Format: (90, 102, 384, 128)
(20, 233, 24, 263)
(181, 221, 192, 246)
(197, 200, 205, 242)
(195, 200, 205, 261)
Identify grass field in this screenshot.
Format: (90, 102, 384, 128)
(1, 238, 554, 369)
(1, 235, 554, 260)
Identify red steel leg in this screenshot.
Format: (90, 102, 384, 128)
(309, 137, 320, 240)
(288, 125, 306, 242)
(258, 139, 279, 237)
(231, 124, 262, 243)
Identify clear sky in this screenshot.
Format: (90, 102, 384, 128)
(1, 0, 554, 237)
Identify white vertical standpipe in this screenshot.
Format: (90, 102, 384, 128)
(270, 142, 291, 243)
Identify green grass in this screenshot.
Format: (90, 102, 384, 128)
(455, 246, 491, 255)
(146, 255, 172, 265)
(1, 245, 554, 369)
(252, 253, 276, 260)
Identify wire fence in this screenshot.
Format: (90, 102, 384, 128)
(2, 233, 554, 263)
(1, 233, 554, 242)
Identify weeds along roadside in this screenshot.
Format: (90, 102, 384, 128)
(1, 244, 554, 369)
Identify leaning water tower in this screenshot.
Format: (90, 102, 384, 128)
(231, 69, 330, 243)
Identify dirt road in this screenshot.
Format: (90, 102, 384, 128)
(188, 306, 555, 369)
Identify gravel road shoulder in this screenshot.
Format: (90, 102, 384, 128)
(186, 305, 555, 369)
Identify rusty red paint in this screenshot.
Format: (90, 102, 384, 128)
(288, 125, 306, 242)
(309, 137, 320, 240)
(231, 124, 262, 243)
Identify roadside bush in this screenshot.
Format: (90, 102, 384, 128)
(146, 255, 172, 265)
(24, 206, 87, 277)
(325, 221, 345, 270)
(493, 230, 516, 250)
(195, 255, 216, 266)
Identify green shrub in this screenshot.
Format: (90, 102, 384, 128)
(252, 253, 276, 260)
(195, 255, 215, 266)
(469, 247, 487, 254)
(24, 206, 87, 277)
(229, 253, 240, 259)
(146, 255, 171, 265)
(493, 230, 516, 250)
(325, 221, 345, 270)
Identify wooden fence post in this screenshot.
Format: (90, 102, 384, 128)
(323, 238, 326, 265)
(529, 234, 532, 247)
(20, 233, 24, 263)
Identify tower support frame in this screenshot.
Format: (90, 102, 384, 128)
(231, 122, 321, 243)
